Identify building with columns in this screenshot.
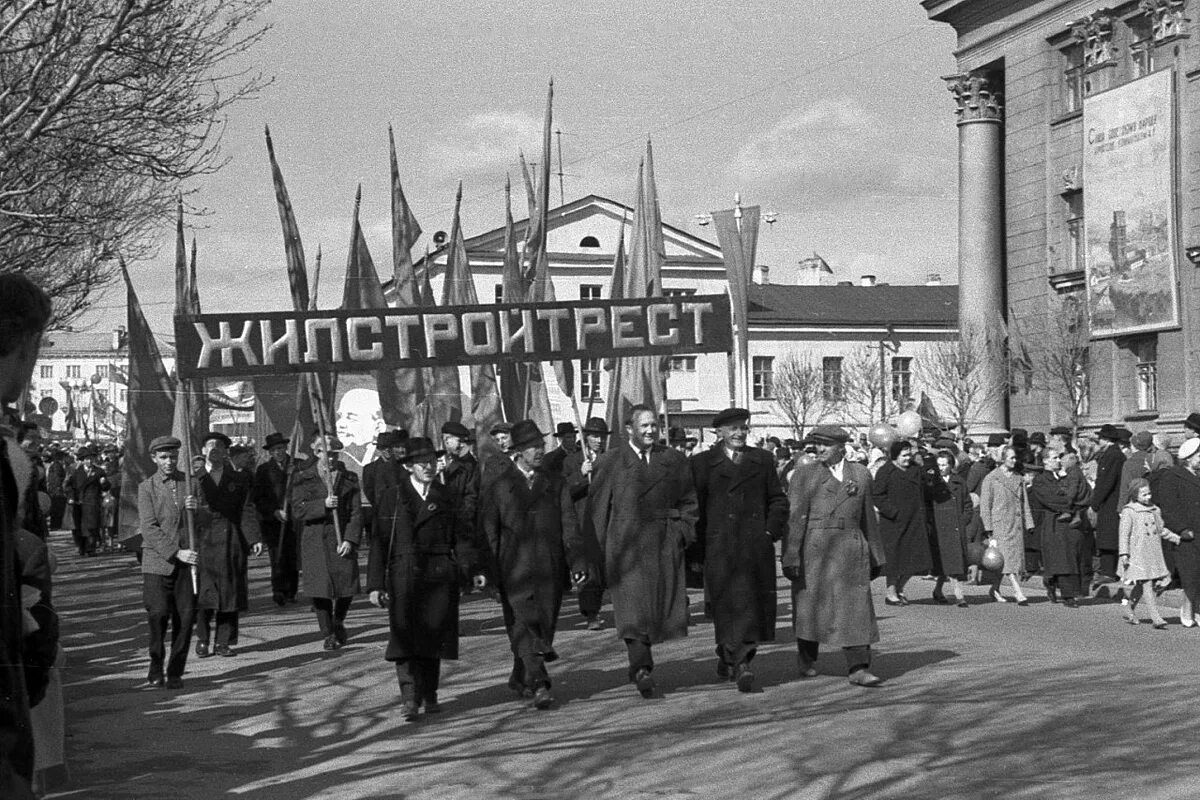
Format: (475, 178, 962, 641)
(926, 0, 1199, 439)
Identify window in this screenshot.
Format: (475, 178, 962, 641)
(663, 288, 696, 298)
(1076, 347, 1091, 418)
(752, 356, 774, 400)
(96, 364, 108, 379)
(1065, 192, 1085, 273)
(579, 358, 601, 401)
(579, 284, 602, 300)
(1135, 337, 1157, 411)
(65, 365, 81, 379)
(39, 365, 52, 379)
(494, 283, 504, 304)
(120, 389, 128, 404)
(579, 236, 600, 248)
(891, 357, 913, 408)
(1062, 43, 1084, 114)
(822, 357, 844, 401)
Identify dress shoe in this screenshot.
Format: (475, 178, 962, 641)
(634, 668, 655, 698)
(796, 655, 818, 678)
(195, 642, 211, 658)
(1063, 597, 1079, 608)
(848, 669, 884, 687)
(884, 597, 905, 607)
(1152, 619, 1168, 629)
(401, 701, 420, 722)
(585, 614, 604, 631)
(956, 599, 969, 608)
(272, 591, 286, 607)
(1046, 586, 1059, 604)
(214, 644, 236, 657)
(334, 624, 348, 646)
(422, 696, 441, 713)
(989, 590, 1008, 603)
(1015, 598, 1029, 607)
(532, 686, 554, 710)
(931, 591, 948, 605)
(146, 674, 165, 688)
(165, 676, 184, 690)
(1181, 612, 1196, 628)
(322, 634, 339, 651)
(734, 665, 755, 694)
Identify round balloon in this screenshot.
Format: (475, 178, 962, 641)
(980, 545, 1005, 572)
(867, 423, 896, 450)
(895, 410, 923, 438)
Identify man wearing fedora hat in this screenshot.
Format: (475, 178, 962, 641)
(589, 403, 698, 699)
(562, 416, 610, 630)
(253, 432, 299, 606)
(368, 437, 487, 720)
(479, 421, 518, 500)
(137, 435, 201, 690)
(64, 445, 108, 557)
(691, 408, 788, 693)
(543, 422, 579, 477)
(480, 420, 594, 709)
(1091, 424, 1127, 586)
(362, 430, 406, 543)
(783, 424, 886, 687)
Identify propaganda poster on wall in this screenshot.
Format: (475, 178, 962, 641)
(1083, 68, 1179, 339)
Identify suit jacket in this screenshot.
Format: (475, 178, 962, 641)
(138, 469, 212, 577)
(64, 466, 108, 530)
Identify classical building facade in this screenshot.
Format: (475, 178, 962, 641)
(30, 326, 130, 441)
(927, 0, 1199, 438)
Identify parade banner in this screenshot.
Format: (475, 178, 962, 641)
(1083, 68, 1179, 339)
(175, 295, 733, 380)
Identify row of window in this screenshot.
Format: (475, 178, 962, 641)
(38, 364, 111, 380)
(38, 388, 127, 404)
(750, 356, 912, 402)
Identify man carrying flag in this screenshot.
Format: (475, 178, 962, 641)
(253, 432, 298, 607)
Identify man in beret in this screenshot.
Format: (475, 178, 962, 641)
(589, 403, 698, 698)
(194, 431, 262, 658)
(691, 408, 788, 692)
(440, 420, 480, 585)
(253, 432, 298, 606)
(782, 425, 885, 687)
(137, 436, 201, 690)
(1089, 424, 1126, 587)
(562, 416, 610, 630)
(542, 422, 579, 477)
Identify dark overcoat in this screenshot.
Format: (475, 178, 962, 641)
(252, 457, 290, 549)
(194, 467, 261, 613)
(927, 469, 971, 577)
(291, 458, 362, 600)
(1, 435, 34, 788)
(65, 465, 107, 532)
(367, 478, 477, 661)
(783, 459, 883, 647)
(1091, 444, 1126, 552)
(872, 461, 934, 578)
(1154, 465, 1200, 601)
(690, 446, 787, 645)
(1029, 470, 1089, 576)
(588, 443, 698, 643)
(361, 456, 402, 539)
(480, 467, 590, 658)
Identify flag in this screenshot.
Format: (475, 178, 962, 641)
(593, 214, 626, 418)
(710, 199, 761, 407)
(442, 181, 503, 454)
(118, 258, 177, 546)
(420, 186, 466, 437)
(171, 200, 208, 453)
(265, 125, 309, 311)
(916, 392, 942, 429)
(497, 175, 526, 422)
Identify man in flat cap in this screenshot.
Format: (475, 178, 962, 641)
(253, 432, 298, 606)
(690, 408, 787, 692)
(782, 424, 885, 687)
(563, 416, 610, 630)
(543, 422, 579, 477)
(137, 435, 201, 689)
(194, 431, 262, 658)
(588, 404, 698, 699)
(1090, 424, 1126, 586)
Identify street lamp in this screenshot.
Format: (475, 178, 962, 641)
(879, 325, 901, 422)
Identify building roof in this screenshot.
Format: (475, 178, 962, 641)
(39, 327, 127, 357)
(748, 283, 958, 328)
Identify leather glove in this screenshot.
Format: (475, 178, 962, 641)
(782, 565, 803, 583)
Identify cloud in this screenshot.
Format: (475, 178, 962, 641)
(427, 110, 542, 177)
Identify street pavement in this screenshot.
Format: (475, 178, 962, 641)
(41, 528, 1200, 800)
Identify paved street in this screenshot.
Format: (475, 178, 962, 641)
(43, 529, 1200, 800)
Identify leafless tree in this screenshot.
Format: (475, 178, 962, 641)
(840, 344, 885, 426)
(771, 351, 833, 439)
(1011, 296, 1091, 435)
(0, 0, 271, 326)
(914, 321, 1009, 437)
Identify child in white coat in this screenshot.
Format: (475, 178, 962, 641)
(1119, 478, 1180, 628)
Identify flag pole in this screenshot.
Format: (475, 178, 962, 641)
(180, 382, 198, 594)
(309, 374, 343, 547)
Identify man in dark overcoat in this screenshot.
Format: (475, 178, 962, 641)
(690, 408, 787, 693)
(440, 421, 480, 566)
(193, 431, 262, 658)
(1155, 438, 1200, 627)
(478, 421, 517, 501)
(588, 403, 698, 699)
(253, 432, 297, 606)
(1029, 447, 1091, 607)
(1090, 424, 1126, 585)
(782, 425, 885, 687)
(64, 446, 108, 556)
(480, 420, 592, 709)
(367, 437, 486, 721)
(361, 430, 406, 543)
(562, 416, 610, 630)
(542, 422, 578, 476)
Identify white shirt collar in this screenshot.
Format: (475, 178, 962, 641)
(827, 458, 845, 482)
(629, 440, 649, 459)
(410, 475, 430, 499)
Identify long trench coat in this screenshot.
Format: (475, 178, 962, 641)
(194, 467, 260, 613)
(1029, 470, 1090, 578)
(979, 467, 1033, 575)
(1091, 444, 1126, 553)
(588, 443, 698, 644)
(480, 467, 589, 659)
(291, 458, 363, 600)
(927, 469, 972, 578)
(783, 459, 884, 647)
(872, 461, 933, 579)
(690, 445, 787, 646)
(367, 478, 478, 661)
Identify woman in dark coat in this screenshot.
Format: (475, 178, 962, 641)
(872, 440, 933, 605)
(927, 450, 971, 606)
(1029, 447, 1091, 607)
(1155, 438, 1200, 627)
(367, 437, 485, 721)
(290, 436, 362, 651)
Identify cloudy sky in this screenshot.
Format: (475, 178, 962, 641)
(100, 1, 960, 340)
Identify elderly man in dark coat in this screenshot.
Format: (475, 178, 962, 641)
(64, 446, 108, 556)
(480, 420, 592, 709)
(690, 408, 787, 693)
(1156, 438, 1200, 627)
(783, 425, 885, 687)
(361, 430, 406, 541)
(252, 432, 298, 607)
(291, 435, 363, 650)
(1091, 424, 1126, 585)
(368, 437, 486, 721)
(561, 416, 610, 630)
(589, 403, 698, 699)
(193, 431, 262, 658)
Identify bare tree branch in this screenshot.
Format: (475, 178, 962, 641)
(771, 351, 834, 440)
(1010, 297, 1091, 435)
(913, 322, 1008, 437)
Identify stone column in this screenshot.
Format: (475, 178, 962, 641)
(947, 71, 1007, 432)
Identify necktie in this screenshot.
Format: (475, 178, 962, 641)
(642, 450, 651, 467)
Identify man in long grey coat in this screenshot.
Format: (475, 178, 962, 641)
(782, 425, 885, 687)
(589, 404, 698, 699)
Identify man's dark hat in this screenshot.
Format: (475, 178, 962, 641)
(712, 407, 750, 428)
(375, 430, 401, 448)
(228, 444, 250, 457)
(1186, 413, 1200, 434)
(581, 416, 610, 436)
(1010, 427, 1028, 446)
(1028, 432, 1047, 446)
(668, 426, 686, 444)
(400, 436, 444, 463)
(510, 420, 546, 450)
(554, 422, 578, 437)
(808, 425, 851, 445)
(1050, 425, 1072, 436)
(202, 431, 231, 447)
(441, 420, 472, 440)
(148, 435, 181, 454)
(263, 432, 290, 450)
(986, 433, 1006, 447)
(1116, 427, 1132, 446)
(1098, 424, 1121, 442)
(933, 436, 958, 452)
(76, 445, 96, 459)
(490, 420, 513, 435)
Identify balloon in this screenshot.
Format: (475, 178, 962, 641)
(867, 423, 897, 450)
(966, 542, 986, 567)
(895, 410, 923, 439)
(980, 545, 1005, 572)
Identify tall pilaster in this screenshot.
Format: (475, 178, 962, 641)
(947, 71, 1007, 432)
